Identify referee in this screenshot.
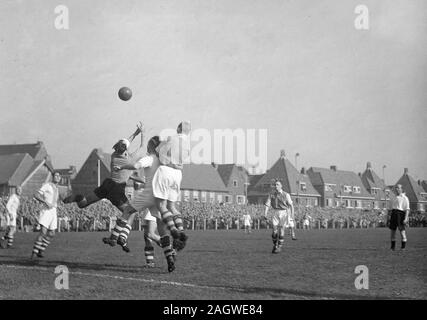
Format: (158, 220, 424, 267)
(388, 184, 410, 250)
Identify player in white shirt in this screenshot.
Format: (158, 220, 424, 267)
(242, 213, 252, 233)
(107, 136, 176, 272)
(388, 184, 410, 250)
(31, 172, 61, 259)
(1, 187, 21, 249)
(153, 121, 191, 252)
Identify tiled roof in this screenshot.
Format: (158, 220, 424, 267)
(396, 171, 427, 203)
(308, 166, 373, 198)
(216, 164, 235, 186)
(0, 153, 37, 186)
(181, 164, 228, 192)
(361, 164, 396, 201)
(252, 157, 320, 196)
(0, 142, 46, 159)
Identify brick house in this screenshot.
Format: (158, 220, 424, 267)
(248, 150, 321, 206)
(307, 165, 374, 209)
(395, 168, 427, 212)
(179, 164, 229, 203)
(215, 164, 250, 205)
(360, 162, 396, 210)
(0, 142, 55, 197)
(55, 166, 77, 199)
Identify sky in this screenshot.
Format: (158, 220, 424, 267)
(0, 0, 426, 185)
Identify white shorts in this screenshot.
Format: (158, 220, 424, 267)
(6, 215, 17, 227)
(130, 189, 156, 212)
(244, 221, 251, 227)
(272, 210, 294, 228)
(303, 219, 310, 226)
(38, 207, 58, 231)
(152, 165, 182, 202)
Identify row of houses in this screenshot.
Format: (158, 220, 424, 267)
(1, 143, 426, 213)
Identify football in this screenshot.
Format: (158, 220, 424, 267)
(118, 87, 132, 101)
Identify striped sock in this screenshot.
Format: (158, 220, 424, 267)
(144, 244, 155, 265)
(278, 236, 284, 247)
(160, 236, 174, 258)
(111, 219, 126, 241)
(161, 210, 178, 233)
(173, 214, 184, 231)
(41, 236, 52, 251)
(32, 239, 44, 254)
(119, 223, 132, 243)
(7, 235, 13, 247)
(272, 232, 278, 245)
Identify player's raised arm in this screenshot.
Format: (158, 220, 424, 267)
(114, 155, 154, 171)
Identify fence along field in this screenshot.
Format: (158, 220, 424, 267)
(1, 197, 426, 232)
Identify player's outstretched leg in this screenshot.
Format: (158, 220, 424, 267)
(144, 237, 155, 268)
(160, 235, 175, 272)
(31, 227, 53, 259)
(167, 202, 188, 251)
(103, 218, 125, 247)
(6, 226, 15, 248)
(116, 220, 131, 253)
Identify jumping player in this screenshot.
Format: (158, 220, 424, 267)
(106, 136, 177, 272)
(264, 180, 296, 254)
(153, 121, 191, 251)
(64, 123, 143, 252)
(31, 172, 61, 259)
(388, 184, 410, 250)
(0, 186, 21, 249)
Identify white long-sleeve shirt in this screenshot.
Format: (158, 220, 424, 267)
(392, 194, 410, 211)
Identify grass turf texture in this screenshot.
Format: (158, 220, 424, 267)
(0, 229, 426, 299)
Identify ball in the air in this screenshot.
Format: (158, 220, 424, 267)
(118, 87, 132, 101)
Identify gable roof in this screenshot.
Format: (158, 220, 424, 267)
(0, 153, 39, 186)
(216, 164, 235, 186)
(308, 166, 373, 198)
(0, 142, 53, 171)
(252, 156, 320, 197)
(361, 162, 396, 201)
(182, 164, 228, 192)
(396, 169, 427, 203)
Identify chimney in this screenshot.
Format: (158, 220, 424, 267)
(280, 149, 286, 159)
(366, 162, 372, 170)
(404, 168, 408, 175)
(330, 165, 337, 171)
(300, 167, 306, 175)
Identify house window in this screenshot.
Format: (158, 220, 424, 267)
(344, 186, 352, 193)
(183, 190, 190, 202)
(373, 201, 379, 209)
(300, 182, 307, 192)
(193, 191, 199, 202)
(314, 198, 318, 206)
(224, 195, 231, 203)
(345, 199, 351, 208)
(324, 185, 333, 192)
(209, 192, 215, 203)
(217, 194, 223, 203)
(201, 191, 207, 203)
(353, 186, 361, 193)
(237, 195, 245, 204)
(233, 180, 238, 187)
(356, 200, 362, 208)
(326, 198, 333, 207)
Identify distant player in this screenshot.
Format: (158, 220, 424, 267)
(65, 123, 143, 252)
(388, 184, 410, 250)
(105, 135, 176, 271)
(153, 121, 191, 251)
(31, 172, 61, 259)
(242, 213, 252, 233)
(303, 213, 311, 230)
(264, 180, 296, 254)
(0, 186, 21, 249)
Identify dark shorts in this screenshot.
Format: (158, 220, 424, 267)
(389, 209, 406, 231)
(94, 178, 128, 208)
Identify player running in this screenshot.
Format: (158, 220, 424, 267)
(0, 186, 21, 249)
(31, 172, 61, 259)
(153, 121, 191, 251)
(264, 180, 296, 254)
(104, 135, 177, 271)
(64, 123, 143, 252)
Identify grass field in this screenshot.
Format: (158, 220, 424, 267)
(0, 228, 426, 300)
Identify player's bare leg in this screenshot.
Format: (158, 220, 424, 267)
(143, 222, 157, 268)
